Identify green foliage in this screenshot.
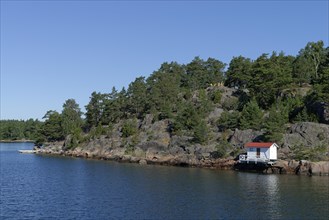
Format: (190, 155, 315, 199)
(306, 67, 329, 103)
(239, 99, 263, 130)
(282, 96, 303, 122)
(174, 102, 200, 132)
(127, 77, 148, 117)
(34, 136, 46, 147)
(3, 40, 328, 155)
(292, 107, 319, 123)
(183, 57, 225, 90)
(41, 111, 64, 142)
(214, 145, 227, 158)
(125, 144, 135, 155)
(146, 62, 183, 113)
(295, 108, 309, 122)
(225, 56, 252, 88)
(0, 120, 23, 140)
(217, 111, 240, 131)
(85, 92, 107, 128)
(209, 90, 222, 104)
(222, 97, 239, 111)
(122, 119, 138, 138)
(236, 90, 251, 111)
(249, 52, 293, 109)
(65, 128, 83, 150)
(78, 41, 326, 141)
(102, 87, 125, 124)
(124, 134, 140, 154)
(291, 144, 328, 161)
(62, 99, 83, 136)
(0, 119, 43, 141)
(157, 104, 174, 120)
(292, 55, 313, 85)
(264, 104, 289, 142)
(298, 40, 326, 80)
(86, 124, 102, 140)
(196, 89, 213, 116)
(193, 120, 209, 144)
(215, 138, 232, 158)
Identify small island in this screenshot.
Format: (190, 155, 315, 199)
(1, 40, 328, 176)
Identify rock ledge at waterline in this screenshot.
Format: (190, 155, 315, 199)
(35, 142, 329, 176)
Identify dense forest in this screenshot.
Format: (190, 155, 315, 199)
(1, 41, 328, 151)
(0, 119, 43, 141)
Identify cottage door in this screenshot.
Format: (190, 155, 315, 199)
(256, 148, 260, 158)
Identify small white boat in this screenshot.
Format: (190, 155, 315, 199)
(18, 150, 36, 154)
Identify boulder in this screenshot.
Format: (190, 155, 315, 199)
(139, 159, 147, 165)
(308, 161, 329, 176)
(207, 107, 224, 122)
(286, 160, 329, 176)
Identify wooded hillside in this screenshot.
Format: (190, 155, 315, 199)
(1, 41, 328, 158)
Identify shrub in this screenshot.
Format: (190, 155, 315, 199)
(222, 97, 239, 111)
(210, 90, 222, 104)
(193, 120, 208, 144)
(215, 140, 232, 158)
(122, 119, 138, 137)
(291, 144, 328, 161)
(125, 144, 135, 155)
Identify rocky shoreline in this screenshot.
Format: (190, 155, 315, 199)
(28, 117, 329, 176)
(35, 144, 329, 176)
(36, 145, 236, 169)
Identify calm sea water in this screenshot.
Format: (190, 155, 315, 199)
(0, 142, 328, 220)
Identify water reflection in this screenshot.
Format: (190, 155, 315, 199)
(1, 143, 329, 219)
(236, 173, 281, 218)
(264, 175, 281, 218)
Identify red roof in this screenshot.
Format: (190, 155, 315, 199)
(245, 142, 274, 148)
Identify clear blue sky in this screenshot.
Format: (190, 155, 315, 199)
(1, 0, 328, 120)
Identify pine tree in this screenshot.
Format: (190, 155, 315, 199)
(62, 99, 83, 136)
(239, 99, 263, 130)
(193, 120, 208, 144)
(217, 111, 240, 131)
(264, 105, 288, 142)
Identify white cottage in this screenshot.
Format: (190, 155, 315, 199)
(239, 142, 279, 164)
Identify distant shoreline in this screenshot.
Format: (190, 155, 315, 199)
(0, 140, 34, 143)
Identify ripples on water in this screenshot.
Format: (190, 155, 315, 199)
(1, 143, 328, 219)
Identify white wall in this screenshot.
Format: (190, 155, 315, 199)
(247, 148, 271, 160)
(246, 144, 278, 161)
(269, 145, 277, 160)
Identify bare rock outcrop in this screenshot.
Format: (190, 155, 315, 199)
(280, 122, 329, 160)
(228, 129, 264, 149)
(283, 122, 329, 148)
